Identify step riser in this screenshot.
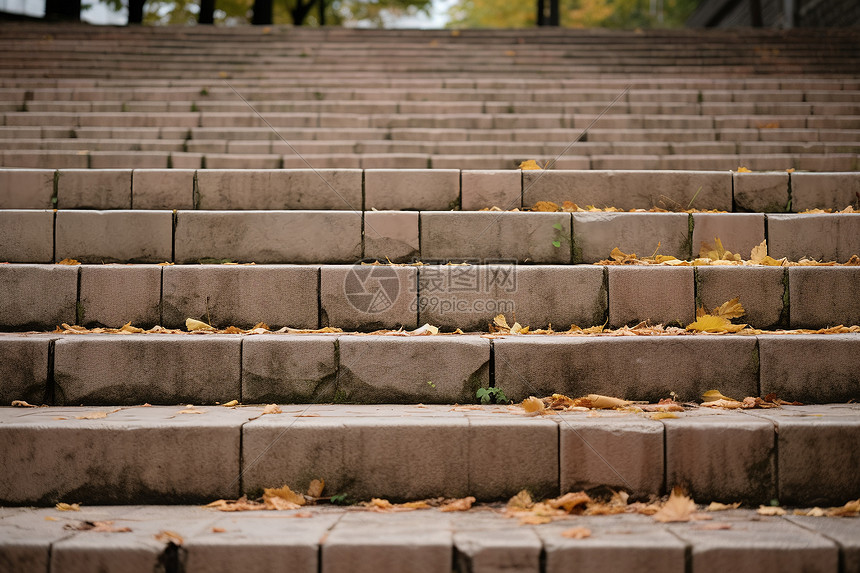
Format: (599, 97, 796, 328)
(2, 334, 858, 405)
(2, 405, 858, 506)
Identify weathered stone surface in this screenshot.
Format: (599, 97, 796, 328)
(241, 335, 338, 403)
(0, 169, 54, 209)
(696, 266, 786, 329)
(174, 211, 362, 264)
(0, 406, 244, 504)
(461, 170, 522, 211)
(337, 335, 490, 403)
(0, 510, 72, 573)
(663, 410, 776, 503)
(539, 514, 686, 573)
(57, 169, 132, 209)
(559, 413, 664, 497)
(524, 170, 731, 211)
(669, 511, 838, 573)
(365, 169, 459, 210)
(791, 172, 860, 211)
(421, 211, 571, 264)
(417, 264, 606, 331)
(786, 515, 860, 573)
(132, 168, 194, 209)
(493, 336, 758, 402)
(767, 214, 860, 263)
(321, 512, 453, 573)
(691, 213, 764, 260)
(0, 264, 77, 329)
(0, 209, 54, 263)
(573, 212, 690, 263)
(607, 266, 695, 327)
(55, 210, 172, 263)
(53, 335, 242, 405)
(0, 335, 53, 405)
(733, 172, 789, 212)
(746, 404, 860, 506)
(79, 265, 161, 328)
(162, 265, 318, 329)
(323, 265, 417, 330)
(363, 210, 419, 263)
(788, 267, 860, 329)
(454, 519, 542, 573)
(196, 169, 362, 210)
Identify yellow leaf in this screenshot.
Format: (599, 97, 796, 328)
(263, 485, 306, 508)
(492, 314, 510, 331)
(56, 258, 80, 265)
(519, 159, 542, 170)
(510, 321, 528, 334)
(119, 322, 144, 333)
(736, 166, 751, 173)
(654, 255, 677, 263)
(178, 406, 204, 414)
(262, 404, 282, 415)
(561, 527, 591, 539)
(440, 496, 476, 512)
(712, 297, 745, 319)
(702, 390, 737, 402)
(653, 488, 697, 522)
(585, 394, 630, 409)
(11, 400, 37, 408)
(531, 200, 559, 212)
(155, 530, 184, 545)
(307, 479, 325, 498)
(507, 490, 534, 510)
(649, 412, 678, 419)
(55, 502, 80, 511)
(685, 315, 746, 333)
(750, 240, 768, 263)
(707, 502, 741, 511)
(610, 247, 635, 262)
(186, 318, 214, 331)
(701, 398, 744, 409)
(522, 396, 545, 414)
(222, 400, 239, 407)
(826, 499, 860, 517)
(757, 505, 786, 516)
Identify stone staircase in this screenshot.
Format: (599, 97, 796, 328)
(1, 21, 859, 573)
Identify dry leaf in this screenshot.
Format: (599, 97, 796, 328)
(702, 390, 737, 402)
(75, 411, 108, 420)
(519, 159, 542, 170)
(262, 404, 282, 415)
(507, 490, 534, 510)
(707, 502, 741, 511)
(56, 258, 80, 265)
(11, 400, 37, 408)
(549, 491, 591, 513)
(653, 488, 697, 523)
(66, 520, 131, 532)
(826, 499, 860, 517)
(410, 323, 439, 335)
(584, 394, 630, 409)
(531, 201, 559, 212)
(522, 396, 546, 414)
(55, 503, 80, 511)
(222, 400, 239, 407)
(686, 314, 747, 333)
(155, 530, 184, 545)
(712, 297, 745, 319)
(440, 496, 475, 512)
(736, 166, 751, 173)
(518, 514, 553, 525)
(757, 505, 786, 516)
(649, 412, 678, 419)
(205, 496, 265, 512)
(178, 406, 204, 414)
(263, 485, 306, 509)
(119, 322, 144, 333)
(185, 318, 214, 331)
(212, 527, 226, 533)
(307, 479, 325, 498)
(561, 527, 592, 539)
(701, 398, 744, 409)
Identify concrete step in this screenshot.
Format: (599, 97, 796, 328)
(2, 168, 859, 211)
(1, 404, 859, 506)
(1, 332, 858, 405)
(2, 504, 858, 573)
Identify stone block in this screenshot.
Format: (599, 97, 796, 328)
(608, 266, 695, 327)
(321, 512, 453, 573)
(0, 169, 54, 208)
(747, 405, 860, 506)
(337, 335, 490, 403)
(493, 336, 758, 402)
(320, 265, 417, 331)
(461, 170, 522, 211)
(732, 172, 789, 212)
(523, 170, 731, 211)
(174, 211, 362, 264)
(363, 211, 419, 263)
(573, 212, 691, 263)
(759, 334, 860, 403)
(0, 511, 69, 573)
(691, 213, 764, 260)
(162, 265, 318, 329)
(454, 523, 542, 573)
(0, 335, 52, 405)
(0, 210, 54, 263)
(788, 267, 860, 329)
(132, 168, 194, 209)
(243, 414, 471, 501)
(669, 511, 838, 573)
(0, 264, 77, 329)
(0, 406, 244, 505)
(696, 266, 786, 329)
(57, 169, 132, 209)
(53, 335, 242, 405)
(767, 214, 860, 263)
(663, 410, 776, 503)
(421, 212, 571, 264)
(55, 210, 172, 264)
(241, 335, 338, 403)
(791, 172, 860, 211)
(79, 265, 161, 328)
(88, 152, 169, 170)
(365, 169, 459, 210)
(539, 515, 686, 573)
(786, 515, 860, 573)
(417, 264, 606, 331)
(468, 417, 558, 500)
(559, 413, 664, 497)
(196, 169, 362, 210)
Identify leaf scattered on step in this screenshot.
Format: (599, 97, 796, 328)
(584, 394, 631, 409)
(439, 496, 476, 512)
(75, 411, 108, 420)
(11, 400, 37, 408)
(55, 503, 80, 511)
(649, 412, 678, 419)
(222, 400, 239, 407)
(736, 166, 751, 172)
(707, 502, 741, 511)
(519, 159, 542, 170)
(710, 297, 745, 319)
(548, 491, 592, 513)
(700, 238, 741, 262)
(686, 314, 747, 333)
(212, 527, 226, 533)
(409, 323, 439, 335)
(757, 505, 786, 516)
(702, 390, 737, 403)
(155, 531, 184, 545)
(65, 520, 131, 532)
(693, 522, 733, 530)
(653, 488, 697, 523)
(522, 396, 546, 414)
(186, 318, 215, 331)
(119, 322, 144, 334)
(531, 200, 559, 212)
(261, 404, 282, 415)
(178, 405, 204, 414)
(205, 496, 266, 512)
(507, 490, 534, 510)
(56, 258, 80, 265)
(561, 527, 592, 539)
(263, 485, 305, 510)
(307, 479, 325, 498)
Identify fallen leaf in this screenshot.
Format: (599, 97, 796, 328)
(185, 318, 214, 331)
(263, 485, 306, 509)
(693, 522, 733, 530)
(531, 201, 559, 212)
(178, 406, 204, 414)
(702, 390, 738, 402)
(307, 479, 325, 498)
(794, 507, 826, 517)
(584, 394, 630, 409)
(440, 496, 476, 512)
(826, 499, 860, 517)
(549, 491, 591, 513)
(11, 400, 37, 408)
(757, 505, 786, 516)
(222, 400, 239, 407)
(75, 411, 108, 420)
(212, 527, 226, 533)
(410, 323, 439, 335)
(736, 166, 751, 173)
(66, 520, 131, 532)
(205, 496, 265, 512)
(712, 297, 745, 319)
(649, 412, 678, 419)
(507, 490, 534, 510)
(55, 503, 80, 511)
(56, 258, 80, 265)
(707, 502, 741, 511)
(701, 398, 744, 409)
(119, 322, 144, 333)
(262, 404, 282, 415)
(155, 530, 184, 545)
(522, 396, 546, 414)
(561, 527, 591, 539)
(519, 159, 542, 170)
(653, 488, 697, 523)
(686, 314, 746, 333)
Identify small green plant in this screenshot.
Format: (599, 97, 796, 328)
(427, 381, 436, 389)
(477, 387, 508, 405)
(330, 493, 349, 505)
(199, 87, 209, 96)
(552, 222, 569, 248)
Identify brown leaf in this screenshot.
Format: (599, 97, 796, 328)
(757, 505, 786, 516)
(507, 490, 534, 510)
(706, 502, 741, 511)
(531, 201, 559, 212)
(55, 502, 80, 511)
(155, 530, 184, 545)
(66, 520, 131, 532)
(11, 400, 37, 408)
(519, 159, 542, 170)
(307, 479, 325, 498)
(522, 396, 546, 414)
(75, 411, 108, 420)
(262, 404, 283, 415)
(211, 527, 226, 533)
(439, 496, 476, 512)
(205, 496, 265, 512)
(653, 488, 697, 523)
(56, 258, 80, 265)
(549, 491, 591, 513)
(263, 485, 305, 509)
(561, 527, 592, 539)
